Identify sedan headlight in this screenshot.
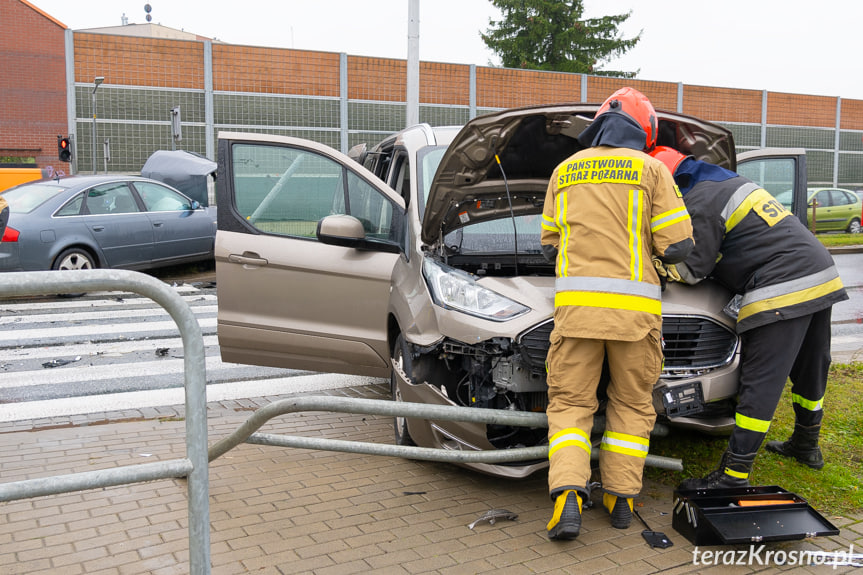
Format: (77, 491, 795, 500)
(423, 259, 530, 321)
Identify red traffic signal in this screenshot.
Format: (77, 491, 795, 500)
(58, 136, 72, 162)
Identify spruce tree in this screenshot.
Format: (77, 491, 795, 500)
(481, 0, 640, 77)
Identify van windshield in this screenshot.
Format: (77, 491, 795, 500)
(443, 215, 544, 255)
(415, 146, 544, 256)
(416, 145, 447, 220)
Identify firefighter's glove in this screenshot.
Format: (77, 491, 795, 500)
(652, 257, 683, 290)
(665, 264, 683, 283)
(542, 244, 558, 263)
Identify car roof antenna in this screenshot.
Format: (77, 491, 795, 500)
(494, 151, 519, 276)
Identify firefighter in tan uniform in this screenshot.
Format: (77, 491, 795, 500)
(540, 88, 694, 540)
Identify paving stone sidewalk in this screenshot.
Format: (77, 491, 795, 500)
(1, 383, 860, 574)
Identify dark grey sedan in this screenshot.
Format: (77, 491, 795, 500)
(0, 175, 216, 272)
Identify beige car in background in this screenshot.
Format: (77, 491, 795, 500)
(214, 104, 808, 478)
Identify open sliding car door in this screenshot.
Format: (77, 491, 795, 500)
(215, 132, 406, 378)
(737, 148, 808, 226)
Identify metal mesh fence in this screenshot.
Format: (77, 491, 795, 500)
(214, 95, 341, 130)
(722, 123, 762, 150)
(69, 33, 863, 192)
(767, 126, 836, 150)
(74, 84, 208, 173)
(419, 104, 471, 129)
(839, 152, 863, 188)
(805, 150, 837, 186)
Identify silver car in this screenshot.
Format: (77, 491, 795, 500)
(214, 104, 808, 478)
(0, 175, 216, 272)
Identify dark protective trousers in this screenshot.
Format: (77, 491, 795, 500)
(728, 307, 833, 456)
(546, 328, 662, 497)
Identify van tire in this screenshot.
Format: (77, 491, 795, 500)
(391, 333, 416, 446)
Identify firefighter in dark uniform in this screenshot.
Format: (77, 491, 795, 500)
(650, 146, 849, 489)
(540, 89, 694, 540)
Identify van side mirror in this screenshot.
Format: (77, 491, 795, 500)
(348, 143, 368, 165)
(317, 214, 400, 254)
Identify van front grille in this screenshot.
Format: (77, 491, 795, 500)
(517, 315, 737, 376)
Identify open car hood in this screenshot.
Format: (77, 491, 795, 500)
(421, 103, 735, 245)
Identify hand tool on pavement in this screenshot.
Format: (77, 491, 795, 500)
(632, 507, 673, 549)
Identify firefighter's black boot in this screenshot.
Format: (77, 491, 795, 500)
(547, 490, 582, 540)
(678, 450, 756, 490)
(766, 424, 825, 470)
(602, 493, 633, 529)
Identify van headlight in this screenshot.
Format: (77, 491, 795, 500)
(422, 259, 530, 321)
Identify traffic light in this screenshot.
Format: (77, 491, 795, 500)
(58, 136, 72, 162)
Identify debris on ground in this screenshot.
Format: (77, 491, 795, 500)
(468, 509, 518, 530)
(42, 356, 81, 368)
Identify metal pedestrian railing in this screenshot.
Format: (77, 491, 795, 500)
(0, 269, 210, 574)
(0, 269, 682, 575)
(208, 394, 684, 472)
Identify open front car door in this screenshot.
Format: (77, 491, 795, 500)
(215, 133, 406, 378)
(737, 148, 808, 226)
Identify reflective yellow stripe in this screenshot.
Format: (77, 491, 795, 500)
(651, 214, 690, 233)
(600, 430, 649, 459)
(604, 430, 649, 446)
(726, 195, 756, 232)
(725, 189, 772, 233)
(549, 428, 591, 458)
(556, 191, 571, 277)
(735, 412, 771, 434)
(650, 206, 690, 233)
(725, 187, 789, 232)
(738, 277, 845, 322)
(724, 467, 749, 479)
(792, 393, 824, 412)
(555, 291, 661, 315)
(600, 444, 648, 458)
(555, 277, 662, 299)
(541, 213, 557, 232)
(627, 190, 643, 281)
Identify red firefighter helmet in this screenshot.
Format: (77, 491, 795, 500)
(595, 87, 658, 151)
(650, 145, 689, 175)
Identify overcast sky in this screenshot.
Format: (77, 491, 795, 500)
(30, 0, 861, 100)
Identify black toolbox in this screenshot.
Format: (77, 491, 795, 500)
(672, 485, 839, 546)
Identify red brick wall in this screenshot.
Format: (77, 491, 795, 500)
(841, 99, 863, 131)
(348, 56, 406, 102)
(585, 77, 679, 111)
(421, 62, 471, 106)
(478, 67, 581, 108)
(767, 93, 837, 128)
(74, 33, 204, 89)
(683, 85, 762, 123)
(0, 0, 69, 170)
(213, 45, 340, 96)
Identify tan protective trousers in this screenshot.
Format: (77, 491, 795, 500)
(546, 328, 662, 497)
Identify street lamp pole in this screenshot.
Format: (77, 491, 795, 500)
(91, 76, 104, 174)
(406, 0, 419, 128)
